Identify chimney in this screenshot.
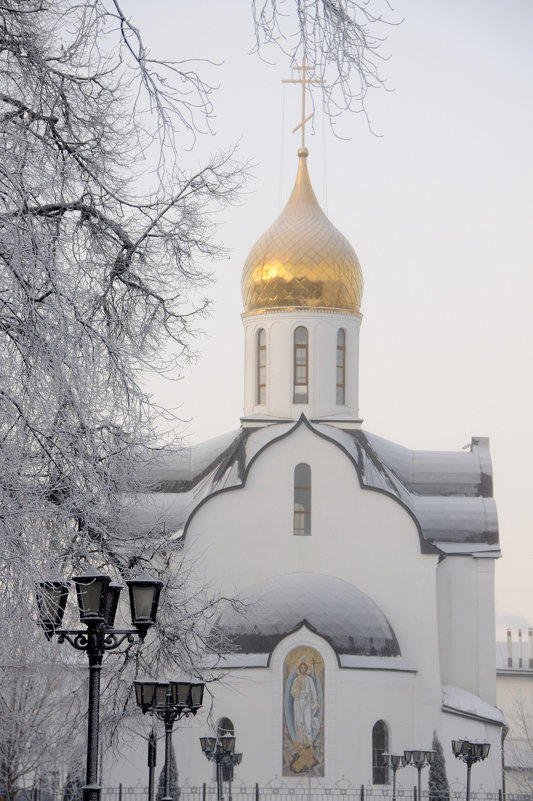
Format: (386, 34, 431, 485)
(519, 629, 523, 668)
(507, 629, 513, 668)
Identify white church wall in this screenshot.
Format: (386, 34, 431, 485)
(101, 680, 504, 793)
(436, 556, 496, 703)
(438, 715, 503, 792)
(186, 424, 442, 702)
(242, 311, 361, 420)
(173, 628, 422, 788)
(171, 632, 504, 791)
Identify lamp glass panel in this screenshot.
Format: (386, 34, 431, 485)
(105, 583, 122, 627)
(470, 743, 482, 759)
(425, 751, 436, 763)
(134, 682, 144, 708)
(81, 581, 101, 615)
(75, 573, 110, 619)
(36, 581, 69, 628)
(222, 735, 236, 754)
(481, 743, 491, 759)
(172, 681, 192, 707)
(135, 680, 157, 710)
(131, 585, 154, 620)
(190, 683, 204, 707)
(154, 683, 169, 707)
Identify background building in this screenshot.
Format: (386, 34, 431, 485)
(497, 629, 533, 796)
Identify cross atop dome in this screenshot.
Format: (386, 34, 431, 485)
(282, 58, 325, 148)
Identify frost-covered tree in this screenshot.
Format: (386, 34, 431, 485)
(0, 611, 85, 800)
(252, 0, 395, 124)
(0, 0, 393, 787)
(428, 732, 450, 801)
(0, 0, 243, 787)
(0, 0, 393, 629)
(62, 764, 84, 801)
(156, 743, 179, 801)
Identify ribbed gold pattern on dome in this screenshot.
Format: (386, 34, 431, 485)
(242, 147, 363, 314)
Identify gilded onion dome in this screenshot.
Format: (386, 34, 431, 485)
(242, 147, 363, 314)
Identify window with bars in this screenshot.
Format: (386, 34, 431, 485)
(293, 463, 311, 536)
(257, 328, 266, 404)
(293, 326, 308, 403)
(336, 329, 346, 404)
(372, 720, 389, 785)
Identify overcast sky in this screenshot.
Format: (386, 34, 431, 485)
(127, 0, 533, 639)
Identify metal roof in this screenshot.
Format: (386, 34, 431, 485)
(126, 418, 499, 554)
(214, 572, 400, 658)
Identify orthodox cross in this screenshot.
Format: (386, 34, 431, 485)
(282, 58, 325, 148)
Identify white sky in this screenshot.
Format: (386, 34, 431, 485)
(126, 0, 533, 639)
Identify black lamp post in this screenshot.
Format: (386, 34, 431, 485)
(383, 753, 406, 801)
(200, 734, 243, 801)
(404, 749, 435, 801)
(147, 728, 157, 801)
(135, 679, 205, 801)
(452, 739, 491, 801)
(36, 566, 162, 801)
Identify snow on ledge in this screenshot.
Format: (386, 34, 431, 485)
(442, 685, 506, 725)
(339, 655, 415, 671)
(204, 654, 416, 671)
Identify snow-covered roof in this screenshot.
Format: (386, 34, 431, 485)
(125, 418, 499, 554)
(213, 573, 400, 660)
(442, 685, 506, 726)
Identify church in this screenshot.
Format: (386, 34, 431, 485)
(116, 140, 504, 793)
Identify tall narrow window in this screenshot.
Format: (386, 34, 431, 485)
(294, 326, 308, 403)
(217, 718, 235, 782)
(372, 720, 389, 785)
(257, 328, 266, 404)
(336, 329, 346, 404)
(293, 463, 311, 536)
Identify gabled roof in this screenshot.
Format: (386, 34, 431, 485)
(128, 418, 499, 554)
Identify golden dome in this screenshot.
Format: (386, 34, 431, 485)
(242, 147, 363, 314)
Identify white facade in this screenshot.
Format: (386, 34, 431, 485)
(242, 309, 362, 423)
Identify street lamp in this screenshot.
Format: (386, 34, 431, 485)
(382, 753, 406, 801)
(404, 749, 435, 801)
(135, 678, 205, 801)
(200, 733, 243, 801)
(452, 739, 490, 801)
(36, 566, 162, 801)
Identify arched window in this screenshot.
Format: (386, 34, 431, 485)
(336, 329, 346, 404)
(294, 463, 311, 536)
(217, 717, 235, 782)
(257, 328, 266, 404)
(372, 720, 389, 785)
(293, 326, 308, 403)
